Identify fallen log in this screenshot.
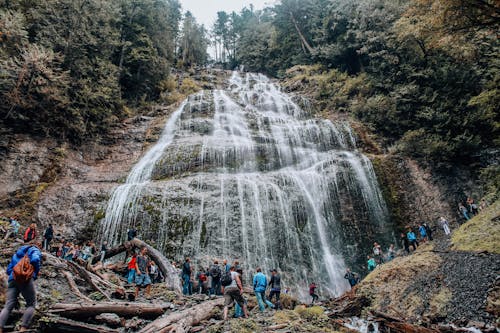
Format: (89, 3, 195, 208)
(39, 317, 119, 333)
(370, 311, 439, 333)
(50, 302, 169, 319)
(67, 261, 112, 301)
(99, 238, 181, 292)
(61, 271, 93, 302)
(139, 298, 224, 333)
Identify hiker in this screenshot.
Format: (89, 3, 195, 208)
(182, 257, 192, 295)
(234, 262, 245, 317)
(467, 197, 478, 216)
(100, 241, 108, 268)
(407, 229, 419, 250)
(424, 222, 433, 241)
(309, 282, 319, 304)
(0, 241, 42, 332)
(126, 252, 137, 283)
(373, 242, 383, 263)
(43, 224, 54, 251)
(367, 255, 377, 272)
(253, 267, 275, 312)
(387, 244, 396, 261)
(5, 217, 20, 240)
(269, 269, 282, 309)
(23, 223, 37, 243)
(149, 261, 159, 284)
(223, 259, 231, 272)
(135, 247, 151, 298)
(222, 266, 249, 321)
(458, 203, 470, 221)
(439, 217, 451, 236)
(208, 260, 222, 296)
(418, 224, 428, 242)
(127, 228, 137, 241)
(196, 267, 207, 294)
(344, 268, 359, 288)
(400, 233, 410, 254)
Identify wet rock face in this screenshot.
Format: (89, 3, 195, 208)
(99, 72, 394, 300)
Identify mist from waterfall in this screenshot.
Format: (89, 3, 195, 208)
(99, 71, 390, 299)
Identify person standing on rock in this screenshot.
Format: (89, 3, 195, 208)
(0, 241, 42, 333)
(23, 223, 37, 243)
(309, 282, 319, 304)
(99, 241, 108, 268)
(418, 224, 428, 242)
(400, 233, 410, 254)
(5, 216, 20, 240)
(135, 246, 151, 299)
(439, 217, 451, 236)
(424, 222, 433, 241)
(182, 257, 192, 295)
(127, 252, 137, 284)
(222, 266, 248, 320)
(407, 228, 419, 250)
(269, 269, 282, 309)
(223, 259, 231, 272)
(209, 260, 222, 296)
(387, 244, 396, 261)
(373, 242, 383, 263)
(253, 267, 275, 312)
(344, 268, 359, 288)
(458, 203, 470, 221)
(127, 228, 137, 241)
(43, 224, 53, 251)
(367, 255, 377, 272)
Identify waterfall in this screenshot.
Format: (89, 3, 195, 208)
(99, 71, 390, 300)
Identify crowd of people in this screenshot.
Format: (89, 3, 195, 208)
(0, 194, 487, 330)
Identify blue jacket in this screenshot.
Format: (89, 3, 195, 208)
(419, 226, 427, 237)
(253, 272, 268, 292)
(407, 231, 417, 241)
(6, 245, 42, 282)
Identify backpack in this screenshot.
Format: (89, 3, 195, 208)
(220, 271, 233, 287)
(210, 265, 221, 279)
(13, 251, 34, 284)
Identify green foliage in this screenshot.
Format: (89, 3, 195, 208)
(0, 0, 203, 143)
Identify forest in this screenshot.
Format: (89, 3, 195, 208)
(0, 0, 498, 186)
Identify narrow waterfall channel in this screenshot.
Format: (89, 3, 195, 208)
(99, 71, 390, 299)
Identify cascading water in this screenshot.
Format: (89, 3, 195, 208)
(99, 71, 390, 299)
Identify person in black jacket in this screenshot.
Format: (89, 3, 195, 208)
(43, 225, 54, 251)
(268, 269, 282, 309)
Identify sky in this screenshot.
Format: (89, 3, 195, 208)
(179, 0, 277, 28)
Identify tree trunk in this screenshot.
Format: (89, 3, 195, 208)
(40, 317, 119, 333)
(289, 12, 314, 54)
(50, 302, 169, 319)
(139, 298, 224, 333)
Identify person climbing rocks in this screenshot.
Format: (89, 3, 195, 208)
(5, 216, 20, 240)
(135, 246, 151, 298)
(269, 269, 282, 309)
(387, 244, 396, 261)
(418, 224, 428, 242)
(373, 242, 383, 263)
(0, 241, 42, 333)
(367, 255, 377, 272)
(43, 224, 54, 251)
(424, 222, 433, 241)
(182, 257, 192, 295)
(127, 252, 137, 284)
(234, 262, 245, 317)
(127, 228, 137, 241)
(407, 228, 419, 250)
(23, 223, 37, 243)
(209, 260, 222, 296)
(196, 267, 207, 294)
(309, 282, 319, 304)
(253, 267, 275, 312)
(458, 203, 470, 221)
(467, 197, 478, 216)
(222, 266, 249, 321)
(400, 233, 410, 254)
(344, 268, 359, 288)
(439, 217, 451, 236)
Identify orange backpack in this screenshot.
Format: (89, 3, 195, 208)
(13, 250, 35, 284)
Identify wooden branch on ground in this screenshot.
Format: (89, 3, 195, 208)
(50, 302, 169, 319)
(139, 298, 224, 333)
(370, 311, 439, 333)
(67, 261, 112, 301)
(40, 316, 119, 333)
(61, 271, 93, 302)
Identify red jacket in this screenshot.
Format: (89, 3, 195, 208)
(24, 227, 37, 242)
